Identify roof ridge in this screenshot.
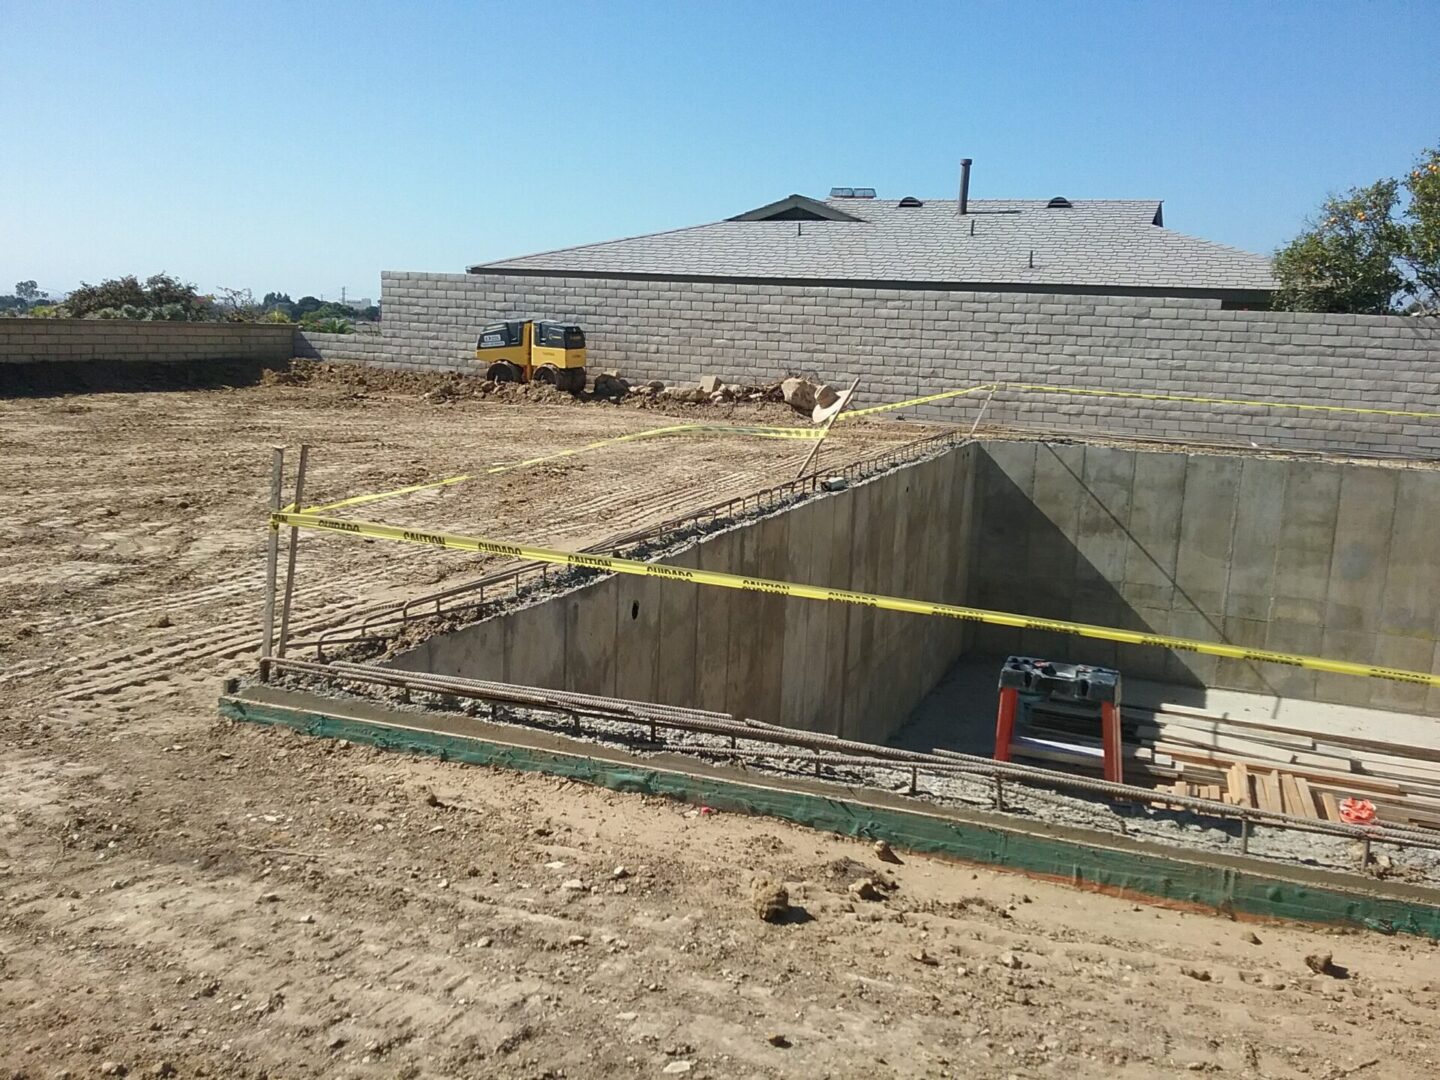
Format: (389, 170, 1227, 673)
(470, 218, 728, 272)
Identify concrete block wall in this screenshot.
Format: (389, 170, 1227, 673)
(0, 318, 295, 364)
(968, 441, 1440, 717)
(388, 444, 978, 742)
(376, 271, 1440, 457)
(293, 329, 388, 365)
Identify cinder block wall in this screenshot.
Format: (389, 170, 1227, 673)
(375, 271, 1440, 456)
(293, 329, 387, 365)
(0, 319, 295, 364)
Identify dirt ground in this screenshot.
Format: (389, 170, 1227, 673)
(2, 369, 1438, 1080)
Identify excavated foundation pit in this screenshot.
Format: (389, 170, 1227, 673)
(384, 436, 1440, 737)
(237, 434, 1440, 930)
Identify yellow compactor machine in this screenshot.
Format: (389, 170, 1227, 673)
(475, 320, 587, 392)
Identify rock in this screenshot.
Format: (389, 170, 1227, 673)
(1305, 951, 1338, 976)
(766, 1033, 792, 1048)
(751, 878, 791, 923)
(99, 1064, 127, 1078)
(593, 373, 629, 399)
(476, 937, 493, 948)
(662, 1062, 693, 1075)
(1180, 966, 1212, 982)
(257, 892, 280, 904)
(297, 913, 315, 924)
(150, 1064, 176, 1079)
(612, 865, 632, 879)
(153, 613, 173, 628)
(849, 878, 885, 902)
(560, 878, 586, 891)
(998, 951, 1024, 970)
(616, 1011, 639, 1022)
(328, 1035, 347, 1050)
(698, 375, 724, 394)
(645, 380, 666, 393)
(911, 949, 940, 967)
(781, 376, 818, 414)
(873, 840, 901, 864)
(1243, 931, 1262, 945)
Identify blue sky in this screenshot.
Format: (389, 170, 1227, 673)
(2, 0, 1437, 301)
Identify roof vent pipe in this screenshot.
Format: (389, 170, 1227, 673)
(958, 158, 972, 215)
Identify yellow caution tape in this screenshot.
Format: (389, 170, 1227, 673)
(270, 510, 1440, 689)
(303, 422, 825, 514)
(838, 383, 997, 420)
(836, 380, 1440, 422)
(1004, 383, 1440, 420)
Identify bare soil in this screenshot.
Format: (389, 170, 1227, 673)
(2, 373, 1437, 1080)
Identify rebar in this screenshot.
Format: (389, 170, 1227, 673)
(260, 657, 1440, 853)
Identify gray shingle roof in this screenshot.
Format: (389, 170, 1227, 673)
(472, 197, 1276, 294)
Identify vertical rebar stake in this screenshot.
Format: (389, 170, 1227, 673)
(1360, 834, 1372, 870)
(1241, 817, 1251, 854)
(994, 774, 1005, 811)
(259, 446, 285, 672)
(909, 767, 918, 796)
(276, 443, 309, 657)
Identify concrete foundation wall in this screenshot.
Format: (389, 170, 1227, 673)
(389, 445, 977, 742)
(394, 437, 1440, 741)
(0, 318, 296, 364)
(968, 442, 1440, 717)
(368, 271, 1440, 457)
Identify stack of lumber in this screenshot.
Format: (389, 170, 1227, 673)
(1011, 700, 1440, 830)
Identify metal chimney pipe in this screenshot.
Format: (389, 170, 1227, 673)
(959, 158, 972, 215)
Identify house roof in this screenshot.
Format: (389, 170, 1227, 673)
(470, 196, 1277, 296)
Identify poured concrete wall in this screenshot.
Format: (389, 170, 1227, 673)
(392, 437, 1440, 742)
(968, 442, 1440, 716)
(389, 444, 977, 741)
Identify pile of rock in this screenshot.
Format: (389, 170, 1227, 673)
(629, 375, 786, 406)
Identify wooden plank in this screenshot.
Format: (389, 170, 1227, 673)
(1290, 777, 1313, 817)
(1161, 749, 1406, 796)
(1146, 729, 1354, 772)
(1255, 769, 1283, 814)
(1293, 776, 1318, 819)
(1203, 784, 1222, 802)
(1319, 791, 1342, 822)
(1229, 762, 1253, 808)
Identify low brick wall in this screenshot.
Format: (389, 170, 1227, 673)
(0, 318, 296, 365)
(371, 271, 1440, 457)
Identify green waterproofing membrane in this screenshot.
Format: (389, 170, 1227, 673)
(219, 687, 1440, 938)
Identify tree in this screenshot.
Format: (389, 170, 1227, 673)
(64, 273, 210, 319)
(15, 280, 42, 303)
(1274, 144, 1440, 315)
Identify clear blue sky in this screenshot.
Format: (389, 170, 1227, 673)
(3, 0, 1437, 301)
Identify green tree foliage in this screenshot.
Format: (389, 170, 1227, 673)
(65, 273, 210, 320)
(301, 315, 354, 334)
(0, 279, 50, 315)
(1274, 145, 1440, 315)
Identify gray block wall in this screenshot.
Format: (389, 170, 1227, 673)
(967, 441, 1440, 717)
(0, 319, 295, 364)
(387, 445, 978, 742)
(373, 271, 1440, 457)
(292, 329, 388, 365)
